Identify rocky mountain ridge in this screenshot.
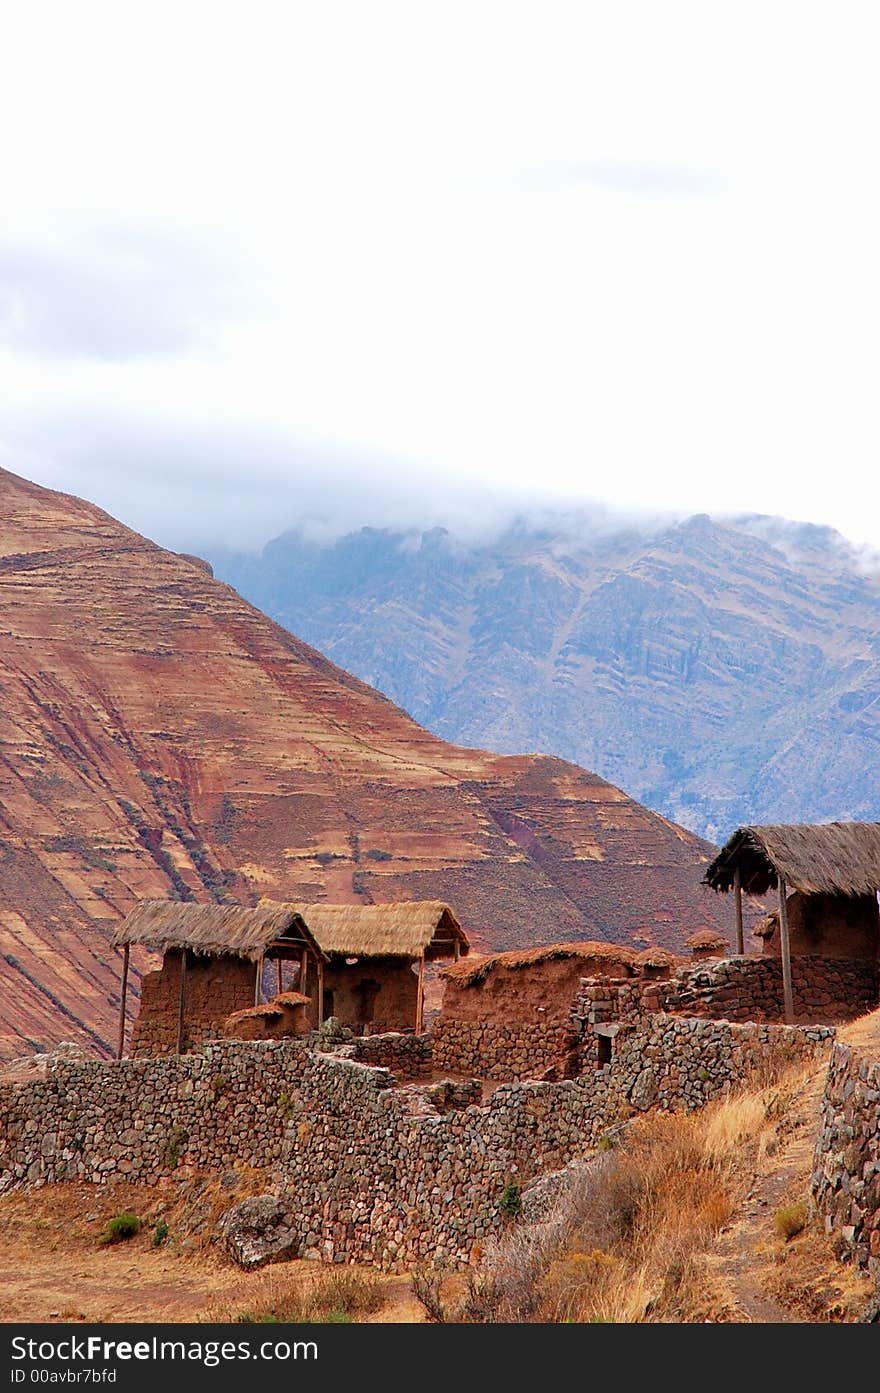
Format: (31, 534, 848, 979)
(211, 511, 880, 839)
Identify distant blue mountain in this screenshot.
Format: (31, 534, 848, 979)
(209, 511, 880, 840)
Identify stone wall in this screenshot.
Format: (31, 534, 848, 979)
(431, 1017, 580, 1081)
(665, 956, 878, 1024)
(811, 1038, 880, 1273)
(1, 1013, 835, 1269)
(347, 1032, 433, 1080)
(271, 1012, 833, 1267)
(0, 1040, 306, 1191)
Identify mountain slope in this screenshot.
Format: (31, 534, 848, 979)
(211, 514, 880, 839)
(0, 469, 727, 1057)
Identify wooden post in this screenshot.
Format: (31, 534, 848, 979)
(317, 959, 324, 1025)
(734, 865, 744, 956)
(175, 948, 187, 1055)
(300, 949, 308, 993)
(254, 955, 264, 1006)
(116, 943, 130, 1060)
(416, 953, 425, 1033)
(453, 938, 460, 962)
(778, 876, 794, 1023)
(276, 956, 283, 996)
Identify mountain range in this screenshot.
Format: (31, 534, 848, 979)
(211, 512, 880, 841)
(0, 469, 728, 1058)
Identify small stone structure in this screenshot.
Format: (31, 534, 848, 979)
(436, 942, 647, 1081)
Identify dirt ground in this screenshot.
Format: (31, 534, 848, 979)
(0, 1181, 423, 1324)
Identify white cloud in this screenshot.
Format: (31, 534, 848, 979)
(0, 2, 879, 549)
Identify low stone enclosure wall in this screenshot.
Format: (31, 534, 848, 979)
(811, 1037, 880, 1275)
(666, 955, 879, 1025)
(1, 1014, 833, 1268)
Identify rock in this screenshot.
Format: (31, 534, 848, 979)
(630, 1067, 658, 1111)
(216, 1195, 299, 1269)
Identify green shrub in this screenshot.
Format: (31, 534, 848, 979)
(98, 1212, 141, 1246)
(499, 1180, 522, 1220)
(162, 1125, 188, 1167)
(151, 1219, 169, 1247)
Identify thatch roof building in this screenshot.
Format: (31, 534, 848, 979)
(702, 822, 880, 1021)
(115, 898, 470, 1053)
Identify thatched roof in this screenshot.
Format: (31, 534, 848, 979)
(274, 991, 311, 1008)
(684, 929, 729, 950)
(752, 911, 778, 940)
(702, 822, 880, 897)
(441, 940, 637, 988)
(299, 901, 468, 961)
(635, 946, 676, 970)
(112, 901, 324, 961)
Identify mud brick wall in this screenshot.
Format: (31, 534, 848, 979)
(132, 954, 256, 1056)
(348, 1032, 433, 1080)
(431, 1018, 580, 1081)
(0, 1040, 307, 1192)
(665, 956, 878, 1024)
(811, 1039, 880, 1273)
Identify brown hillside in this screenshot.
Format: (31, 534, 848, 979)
(0, 467, 730, 1056)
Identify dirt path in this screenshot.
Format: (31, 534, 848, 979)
(709, 1058, 872, 1323)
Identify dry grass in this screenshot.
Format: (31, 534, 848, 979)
(209, 1267, 383, 1324)
(414, 1062, 818, 1324)
(774, 1201, 808, 1241)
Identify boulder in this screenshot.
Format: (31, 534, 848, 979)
(216, 1194, 299, 1269)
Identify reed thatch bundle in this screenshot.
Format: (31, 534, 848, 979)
(300, 901, 468, 960)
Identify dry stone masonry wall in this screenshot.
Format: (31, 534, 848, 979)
(666, 956, 878, 1023)
(431, 1018, 579, 1081)
(811, 1039, 880, 1275)
(1, 1011, 835, 1268)
(0, 1040, 307, 1191)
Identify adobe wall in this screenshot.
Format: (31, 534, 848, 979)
(665, 955, 878, 1024)
(762, 892, 880, 962)
(132, 954, 256, 1056)
(811, 1038, 880, 1273)
(322, 957, 418, 1034)
(440, 953, 636, 1027)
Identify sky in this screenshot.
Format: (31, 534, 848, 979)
(0, 2, 879, 551)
